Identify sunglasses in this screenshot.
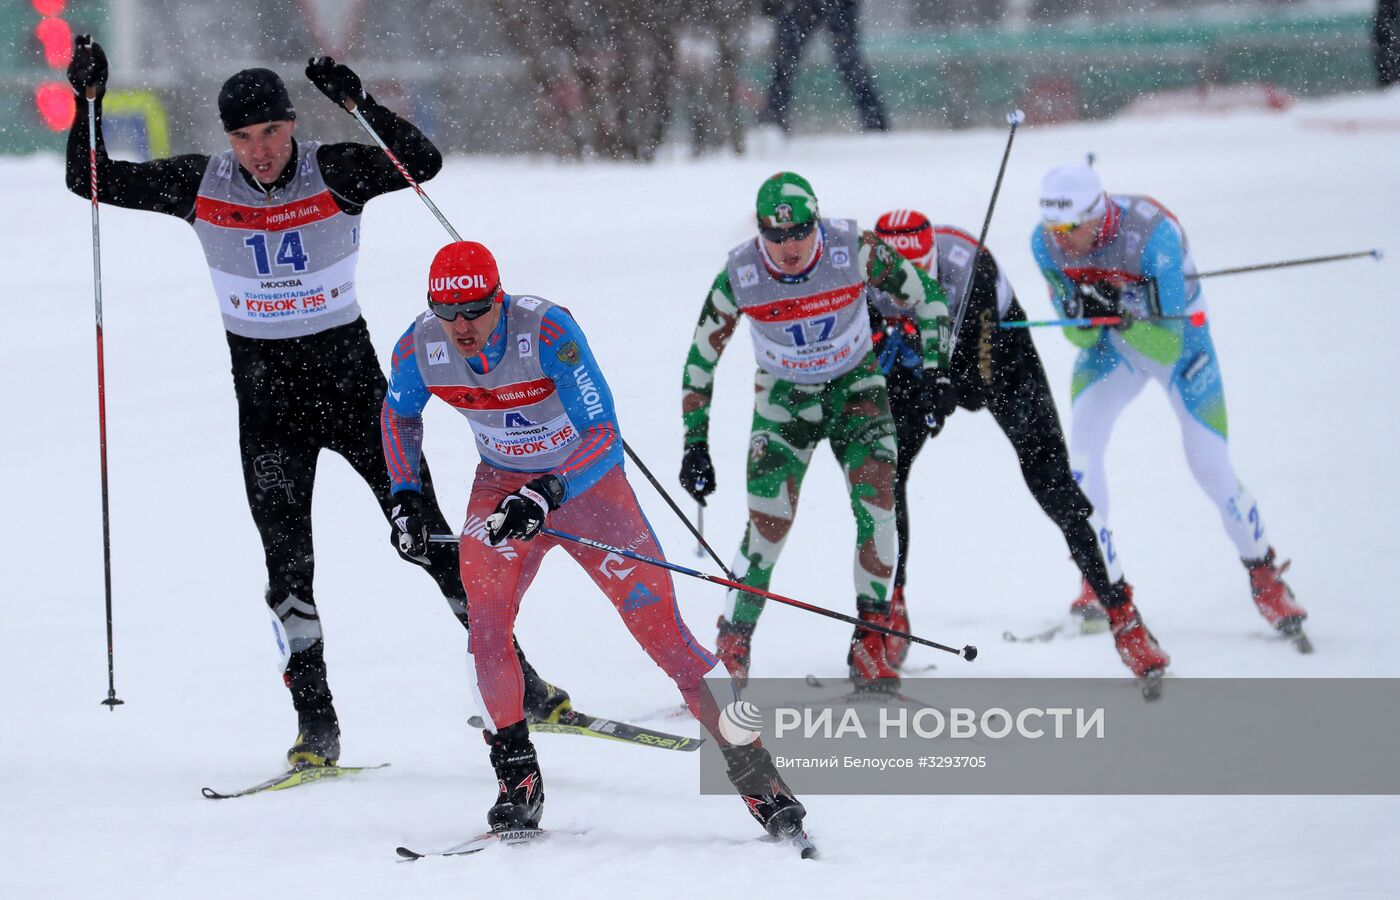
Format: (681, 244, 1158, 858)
(759, 220, 816, 244)
(429, 294, 496, 322)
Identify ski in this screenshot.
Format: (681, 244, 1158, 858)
(467, 709, 704, 752)
(396, 826, 558, 860)
(201, 762, 389, 800)
(1002, 622, 1066, 643)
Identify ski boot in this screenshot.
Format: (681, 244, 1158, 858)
(288, 706, 341, 768)
(285, 640, 340, 768)
(1069, 578, 1109, 634)
(1105, 591, 1170, 698)
(487, 720, 545, 831)
(521, 646, 573, 725)
(1246, 548, 1308, 640)
(884, 586, 911, 668)
(848, 608, 900, 693)
(721, 743, 806, 838)
(716, 616, 755, 690)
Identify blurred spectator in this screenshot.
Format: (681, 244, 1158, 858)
(1377, 0, 1400, 87)
(762, 0, 889, 133)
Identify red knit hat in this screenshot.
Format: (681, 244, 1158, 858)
(874, 209, 936, 273)
(427, 241, 501, 308)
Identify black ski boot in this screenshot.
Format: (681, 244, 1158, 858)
(721, 743, 806, 838)
(487, 721, 545, 831)
(285, 641, 340, 768)
(520, 641, 572, 724)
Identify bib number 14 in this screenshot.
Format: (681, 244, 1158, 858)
(244, 231, 310, 275)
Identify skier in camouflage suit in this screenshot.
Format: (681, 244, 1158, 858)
(677, 172, 955, 691)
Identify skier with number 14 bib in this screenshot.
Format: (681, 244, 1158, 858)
(63, 37, 571, 770)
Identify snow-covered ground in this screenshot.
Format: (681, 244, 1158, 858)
(4, 89, 1398, 897)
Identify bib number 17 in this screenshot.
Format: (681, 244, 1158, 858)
(244, 231, 310, 275)
(782, 315, 837, 347)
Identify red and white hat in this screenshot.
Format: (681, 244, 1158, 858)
(874, 209, 937, 274)
(427, 241, 501, 309)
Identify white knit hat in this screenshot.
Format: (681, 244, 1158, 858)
(1039, 163, 1107, 225)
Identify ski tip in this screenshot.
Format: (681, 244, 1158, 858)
(962, 644, 978, 662)
(395, 846, 424, 860)
(1371, 249, 1383, 261)
(200, 787, 225, 800)
(1293, 632, 1315, 654)
(800, 845, 819, 860)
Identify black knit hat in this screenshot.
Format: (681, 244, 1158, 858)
(218, 68, 296, 132)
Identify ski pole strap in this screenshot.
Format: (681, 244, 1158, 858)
(429, 530, 977, 660)
(1000, 311, 1207, 330)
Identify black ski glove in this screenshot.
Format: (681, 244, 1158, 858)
(68, 35, 108, 97)
(486, 475, 564, 545)
(1074, 280, 1123, 321)
(919, 369, 958, 437)
(305, 55, 365, 108)
(389, 490, 429, 566)
(679, 442, 716, 505)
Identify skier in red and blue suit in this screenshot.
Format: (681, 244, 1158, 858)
(381, 241, 806, 838)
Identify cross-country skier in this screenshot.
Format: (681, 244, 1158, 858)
(677, 172, 955, 691)
(381, 241, 807, 838)
(1031, 163, 1307, 644)
(63, 37, 570, 769)
(870, 209, 1168, 679)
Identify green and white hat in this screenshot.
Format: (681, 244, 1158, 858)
(756, 171, 819, 228)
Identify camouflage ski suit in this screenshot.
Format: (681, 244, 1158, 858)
(682, 220, 950, 626)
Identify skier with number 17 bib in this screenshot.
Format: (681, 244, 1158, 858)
(1031, 163, 1308, 649)
(382, 241, 807, 839)
(678, 172, 954, 691)
(63, 37, 571, 769)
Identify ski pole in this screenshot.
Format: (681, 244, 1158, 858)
(1000, 311, 1207, 330)
(695, 503, 705, 559)
(85, 83, 122, 711)
(428, 531, 978, 661)
(342, 97, 461, 241)
(620, 442, 734, 577)
(948, 109, 1025, 359)
(354, 104, 738, 581)
(1189, 249, 1381, 281)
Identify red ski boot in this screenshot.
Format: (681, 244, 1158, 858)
(1246, 549, 1311, 651)
(716, 616, 754, 689)
(848, 609, 900, 693)
(1105, 592, 1169, 695)
(884, 586, 911, 669)
(1069, 578, 1109, 634)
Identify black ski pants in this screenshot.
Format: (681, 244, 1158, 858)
(888, 296, 1116, 600)
(228, 319, 466, 653)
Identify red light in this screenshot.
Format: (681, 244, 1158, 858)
(33, 0, 67, 16)
(36, 17, 74, 68)
(36, 80, 76, 131)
